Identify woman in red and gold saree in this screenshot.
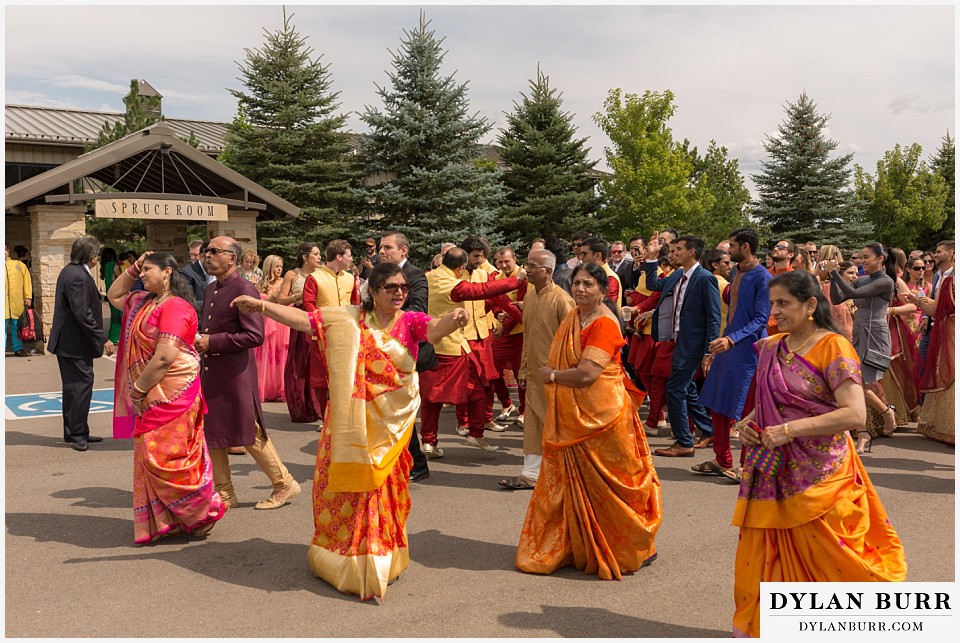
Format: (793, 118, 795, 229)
(880, 265, 921, 425)
(108, 252, 226, 544)
(732, 271, 906, 638)
(916, 274, 954, 445)
(231, 262, 467, 601)
(516, 263, 661, 580)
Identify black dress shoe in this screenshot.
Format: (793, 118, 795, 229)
(13, 349, 27, 357)
(72, 439, 89, 452)
(409, 468, 430, 483)
(86, 436, 104, 443)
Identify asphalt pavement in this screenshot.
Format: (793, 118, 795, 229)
(3, 345, 955, 638)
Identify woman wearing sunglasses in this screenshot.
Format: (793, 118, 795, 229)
(231, 261, 467, 602)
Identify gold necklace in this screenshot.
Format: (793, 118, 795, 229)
(783, 330, 823, 363)
(372, 310, 401, 342)
(579, 306, 601, 329)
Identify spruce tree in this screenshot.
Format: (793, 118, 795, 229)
(924, 131, 955, 248)
(222, 8, 359, 260)
(752, 92, 858, 243)
(495, 67, 602, 246)
(355, 12, 503, 264)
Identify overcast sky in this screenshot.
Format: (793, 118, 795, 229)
(4, 3, 956, 196)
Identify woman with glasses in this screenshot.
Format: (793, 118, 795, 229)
(921, 252, 936, 285)
(825, 243, 897, 452)
(231, 261, 468, 601)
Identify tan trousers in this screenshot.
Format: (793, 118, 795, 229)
(210, 420, 292, 499)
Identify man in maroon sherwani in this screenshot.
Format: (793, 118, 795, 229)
(195, 236, 301, 510)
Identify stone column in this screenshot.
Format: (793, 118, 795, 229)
(145, 221, 190, 265)
(206, 210, 258, 256)
(29, 205, 88, 349)
(4, 215, 32, 253)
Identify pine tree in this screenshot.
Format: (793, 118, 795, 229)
(752, 92, 859, 243)
(355, 12, 503, 264)
(923, 131, 955, 248)
(222, 8, 359, 260)
(495, 67, 602, 246)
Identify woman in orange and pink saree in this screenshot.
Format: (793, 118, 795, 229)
(108, 252, 226, 544)
(516, 262, 661, 580)
(231, 261, 467, 601)
(732, 271, 906, 638)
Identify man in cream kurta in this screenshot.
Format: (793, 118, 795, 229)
(502, 249, 574, 490)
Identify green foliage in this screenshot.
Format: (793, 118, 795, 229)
(592, 89, 707, 241)
(920, 131, 956, 249)
(495, 67, 602, 246)
(854, 143, 949, 250)
(85, 79, 161, 153)
(354, 12, 504, 266)
(752, 92, 859, 244)
(222, 8, 361, 262)
(685, 140, 753, 244)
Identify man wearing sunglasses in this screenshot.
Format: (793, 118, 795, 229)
(196, 236, 301, 510)
(564, 230, 590, 272)
(767, 239, 796, 335)
(358, 237, 380, 281)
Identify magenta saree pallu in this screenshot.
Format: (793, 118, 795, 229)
(114, 292, 225, 543)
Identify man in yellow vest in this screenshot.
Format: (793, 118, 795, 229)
(490, 246, 526, 424)
(302, 239, 359, 416)
(420, 246, 525, 456)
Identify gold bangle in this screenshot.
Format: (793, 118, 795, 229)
(133, 381, 149, 395)
(783, 422, 793, 441)
(260, 299, 266, 315)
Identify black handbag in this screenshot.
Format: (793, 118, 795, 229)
(862, 348, 891, 373)
(415, 341, 439, 372)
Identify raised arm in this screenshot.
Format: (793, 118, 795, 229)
(231, 295, 312, 333)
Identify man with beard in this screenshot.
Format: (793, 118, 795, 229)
(695, 228, 771, 480)
(490, 246, 527, 425)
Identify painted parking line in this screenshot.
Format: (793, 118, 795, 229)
(5, 388, 114, 420)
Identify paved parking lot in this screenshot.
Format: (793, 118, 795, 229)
(3, 349, 955, 638)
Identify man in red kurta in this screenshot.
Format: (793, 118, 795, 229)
(491, 246, 527, 423)
(420, 247, 525, 455)
(195, 236, 301, 510)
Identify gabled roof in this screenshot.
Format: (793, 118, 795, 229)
(5, 121, 299, 220)
(5, 104, 228, 154)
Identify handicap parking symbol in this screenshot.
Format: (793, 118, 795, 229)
(5, 388, 114, 420)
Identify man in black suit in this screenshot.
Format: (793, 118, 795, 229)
(379, 232, 432, 482)
(48, 236, 115, 452)
(609, 240, 634, 304)
(180, 239, 214, 315)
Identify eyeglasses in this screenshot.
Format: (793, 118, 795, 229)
(203, 247, 235, 256)
(774, 244, 789, 251)
(526, 263, 544, 271)
(909, 266, 924, 271)
(381, 283, 410, 294)
(365, 244, 376, 249)
(572, 242, 583, 248)
(611, 249, 625, 254)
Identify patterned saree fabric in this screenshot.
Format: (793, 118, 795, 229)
(516, 311, 662, 580)
(113, 291, 225, 543)
(918, 275, 954, 444)
(307, 306, 430, 601)
(731, 334, 907, 638)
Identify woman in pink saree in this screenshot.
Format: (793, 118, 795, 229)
(108, 252, 226, 544)
(732, 270, 906, 638)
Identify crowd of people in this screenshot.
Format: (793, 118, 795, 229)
(20, 225, 954, 631)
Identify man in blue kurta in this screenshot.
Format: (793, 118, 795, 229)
(695, 227, 771, 480)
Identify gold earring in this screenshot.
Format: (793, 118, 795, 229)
(807, 312, 814, 321)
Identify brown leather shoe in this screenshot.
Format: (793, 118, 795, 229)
(654, 443, 696, 457)
(693, 436, 714, 449)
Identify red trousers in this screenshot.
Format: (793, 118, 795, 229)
(712, 379, 756, 469)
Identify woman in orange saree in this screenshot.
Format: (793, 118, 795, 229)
(516, 262, 661, 579)
(732, 271, 906, 638)
(108, 252, 226, 544)
(232, 261, 467, 601)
